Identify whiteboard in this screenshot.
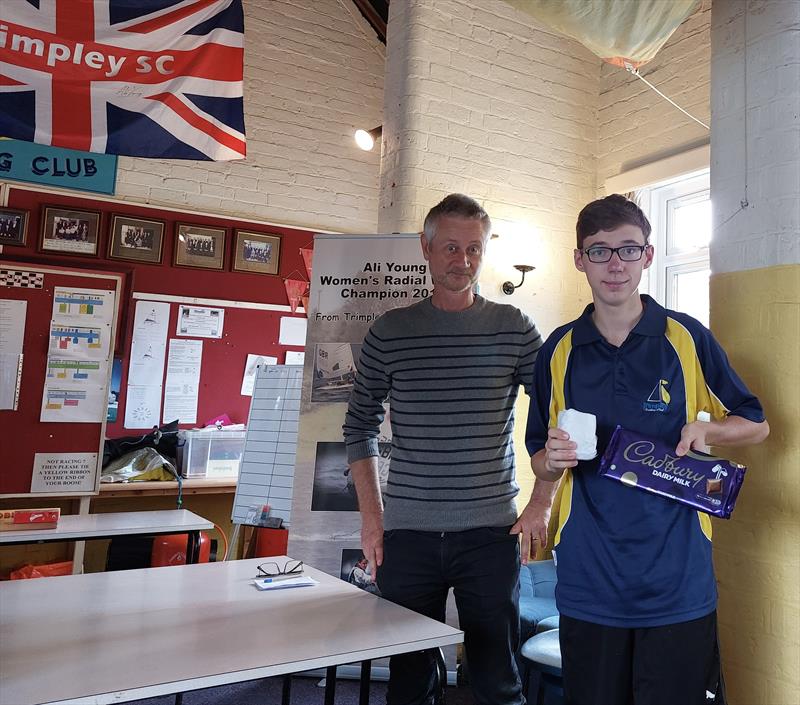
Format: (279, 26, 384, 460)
(231, 364, 302, 525)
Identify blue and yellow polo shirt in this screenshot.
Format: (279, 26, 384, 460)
(525, 295, 765, 627)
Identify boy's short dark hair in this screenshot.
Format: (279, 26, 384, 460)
(576, 194, 651, 248)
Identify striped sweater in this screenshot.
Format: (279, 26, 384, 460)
(343, 295, 543, 532)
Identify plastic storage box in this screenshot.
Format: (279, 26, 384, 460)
(180, 429, 246, 478)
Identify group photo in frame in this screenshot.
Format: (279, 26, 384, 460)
(174, 223, 226, 270)
(40, 206, 101, 256)
(0, 206, 28, 246)
(233, 230, 281, 275)
(108, 215, 165, 264)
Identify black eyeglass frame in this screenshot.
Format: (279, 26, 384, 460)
(256, 559, 304, 577)
(580, 244, 651, 263)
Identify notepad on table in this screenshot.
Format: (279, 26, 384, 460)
(252, 576, 318, 591)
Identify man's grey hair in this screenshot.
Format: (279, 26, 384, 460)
(422, 193, 492, 244)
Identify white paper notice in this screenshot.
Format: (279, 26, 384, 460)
(125, 301, 170, 428)
(0, 300, 26, 410)
(176, 306, 224, 338)
(285, 351, 305, 365)
(127, 301, 170, 385)
(279, 316, 307, 346)
(31, 452, 98, 493)
(163, 339, 202, 424)
(124, 385, 162, 428)
(0, 299, 26, 355)
(240, 353, 278, 396)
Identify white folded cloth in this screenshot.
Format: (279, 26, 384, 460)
(557, 409, 597, 460)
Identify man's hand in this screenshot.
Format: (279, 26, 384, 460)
(349, 457, 384, 582)
(511, 499, 552, 565)
(360, 511, 384, 580)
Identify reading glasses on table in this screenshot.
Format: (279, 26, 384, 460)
(257, 559, 303, 578)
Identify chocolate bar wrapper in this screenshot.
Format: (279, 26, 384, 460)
(598, 426, 746, 519)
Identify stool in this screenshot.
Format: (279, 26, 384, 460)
(520, 629, 564, 705)
(535, 614, 560, 634)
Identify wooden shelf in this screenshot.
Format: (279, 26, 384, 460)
(96, 478, 237, 498)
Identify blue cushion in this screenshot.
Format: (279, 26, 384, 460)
(519, 595, 558, 640)
(518, 560, 558, 641)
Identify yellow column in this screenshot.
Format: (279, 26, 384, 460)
(711, 269, 799, 704)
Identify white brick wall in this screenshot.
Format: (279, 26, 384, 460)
(115, 0, 385, 233)
(710, 0, 800, 273)
(378, 0, 599, 337)
(597, 0, 712, 189)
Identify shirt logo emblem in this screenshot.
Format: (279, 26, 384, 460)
(643, 379, 670, 412)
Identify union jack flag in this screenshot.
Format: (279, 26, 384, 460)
(0, 0, 245, 160)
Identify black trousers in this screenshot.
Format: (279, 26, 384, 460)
(377, 526, 525, 705)
(560, 611, 725, 705)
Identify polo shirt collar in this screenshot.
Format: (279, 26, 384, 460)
(572, 294, 667, 346)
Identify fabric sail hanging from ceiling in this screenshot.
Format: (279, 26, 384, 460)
(504, 0, 699, 68)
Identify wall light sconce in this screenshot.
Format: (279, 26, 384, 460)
(502, 265, 535, 295)
(354, 125, 382, 151)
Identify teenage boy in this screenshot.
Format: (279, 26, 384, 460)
(526, 194, 769, 705)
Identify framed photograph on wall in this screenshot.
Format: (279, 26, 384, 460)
(108, 215, 165, 264)
(0, 206, 28, 246)
(232, 230, 281, 275)
(40, 206, 101, 256)
(174, 223, 225, 270)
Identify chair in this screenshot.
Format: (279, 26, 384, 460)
(520, 629, 563, 705)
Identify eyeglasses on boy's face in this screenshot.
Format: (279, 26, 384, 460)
(580, 244, 650, 263)
(256, 559, 303, 577)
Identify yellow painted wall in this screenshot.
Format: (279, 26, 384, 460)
(710, 264, 800, 705)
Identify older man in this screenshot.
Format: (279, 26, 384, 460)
(343, 193, 554, 705)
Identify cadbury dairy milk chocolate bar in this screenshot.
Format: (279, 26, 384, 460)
(598, 426, 746, 519)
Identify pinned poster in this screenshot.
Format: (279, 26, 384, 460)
(51, 287, 114, 327)
(162, 339, 203, 424)
(0, 299, 26, 410)
(48, 324, 109, 360)
(125, 301, 169, 428)
(176, 305, 224, 338)
(40, 385, 106, 423)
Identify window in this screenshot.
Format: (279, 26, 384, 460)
(637, 170, 711, 326)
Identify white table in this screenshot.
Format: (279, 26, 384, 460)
(0, 556, 463, 705)
(0, 510, 213, 564)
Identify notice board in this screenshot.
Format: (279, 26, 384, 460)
(0, 261, 122, 497)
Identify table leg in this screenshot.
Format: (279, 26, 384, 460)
(174, 692, 183, 705)
(281, 674, 292, 705)
(324, 665, 337, 705)
(186, 531, 199, 564)
(359, 660, 372, 705)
